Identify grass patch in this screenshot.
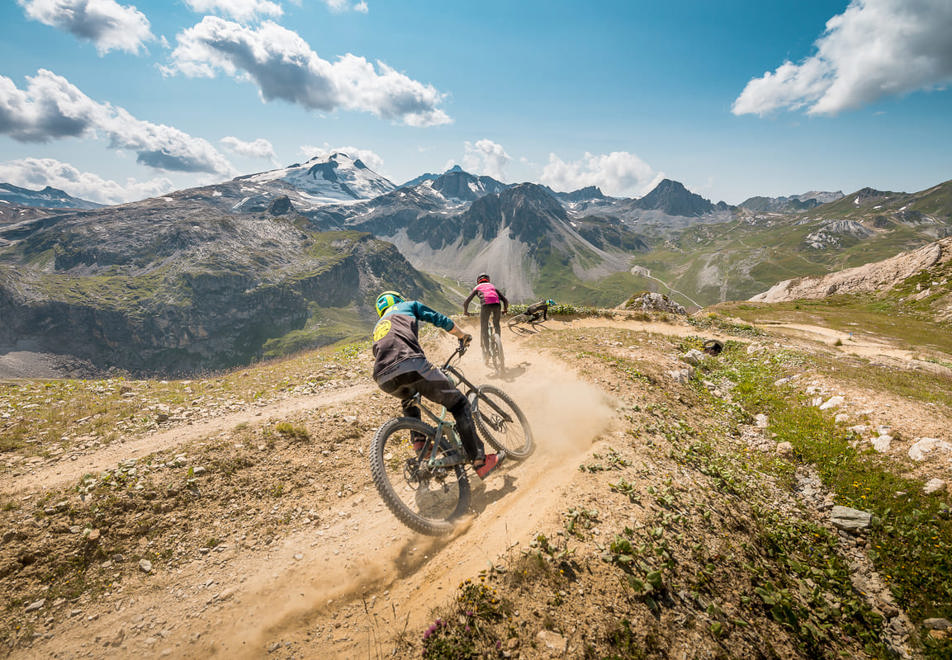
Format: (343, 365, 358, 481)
(714, 350, 952, 655)
(274, 422, 310, 442)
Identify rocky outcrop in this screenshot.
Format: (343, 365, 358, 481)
(803, 220, 875, 250)
(619, 291, 686, 315)
(751, 237, 952, 302)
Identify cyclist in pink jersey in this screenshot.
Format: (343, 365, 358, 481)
(463, 273, 509, 366)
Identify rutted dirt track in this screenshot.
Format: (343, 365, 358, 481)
(11, 323, 619, 659)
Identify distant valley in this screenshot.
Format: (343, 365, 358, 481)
(1, 152, 950, 376)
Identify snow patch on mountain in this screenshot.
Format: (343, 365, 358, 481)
(245, 152, 395, 205)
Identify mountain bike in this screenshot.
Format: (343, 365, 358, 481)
(369, 341, 533, 536)
(507, 310, 545, 332)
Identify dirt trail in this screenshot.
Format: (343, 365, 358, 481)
(3, 383, 373, 497)
(755, 320, 952, 375)
(18, 337, 617, 659)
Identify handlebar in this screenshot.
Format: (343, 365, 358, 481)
(442, 338, 469, 369)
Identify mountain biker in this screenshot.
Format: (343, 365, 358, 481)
(462, 273, 509, 366)
(371, 291, 504, 479)
(525, 298, 555, 322)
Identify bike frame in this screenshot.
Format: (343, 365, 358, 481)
(409, 343, 514, 467)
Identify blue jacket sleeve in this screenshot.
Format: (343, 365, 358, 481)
(410, 301, 455, 331)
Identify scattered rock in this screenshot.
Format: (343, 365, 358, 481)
(25, 599, 45, 612)
(834, 413, 849, 424)
(831, 506, 873, 533)
(924, 618, 952, 630)
(872, 435, 892, 453)
(667, 368, 693, 384)
(848, 425, 869, 435)
(923, 479, 947, 495)
(681, 349, 705, 367)
(139, 559, 153, 574)
(819, 396, 844, 410)
(908, 437, 952, 462)
(775, 442, 794, 458)
(754, 414, 769, 428)
(536, 630, 567, 655)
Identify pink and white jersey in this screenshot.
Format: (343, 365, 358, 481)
(472, 282, 501, 305)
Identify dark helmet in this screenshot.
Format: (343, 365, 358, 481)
(476, 273, 490, 284)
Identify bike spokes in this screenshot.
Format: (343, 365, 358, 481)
(370, 418, 471, 535)
(473, 385, 533, 459)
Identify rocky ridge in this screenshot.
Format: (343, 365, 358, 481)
(751, 237, 952, 302)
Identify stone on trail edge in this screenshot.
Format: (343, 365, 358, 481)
(830, 505, 873, 533)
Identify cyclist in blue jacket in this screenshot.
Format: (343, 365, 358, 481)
(371, 291, 504, 479)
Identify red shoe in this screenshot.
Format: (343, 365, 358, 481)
(474, 452, 505, 479)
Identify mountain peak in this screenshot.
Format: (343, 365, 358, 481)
(0, 182, 101, 210)
(246, 152, 395, 203)
(636, 179, 715, 217)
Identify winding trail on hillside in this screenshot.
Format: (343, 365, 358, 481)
(3, 383, 374, 496)
(640, 273, 704, 308)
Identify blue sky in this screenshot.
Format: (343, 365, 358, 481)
(1, 0, 950, 205)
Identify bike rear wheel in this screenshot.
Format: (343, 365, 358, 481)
(490, 332, 505, 373)
(369, 418, 471, 536)
(472, 385, 533, 459)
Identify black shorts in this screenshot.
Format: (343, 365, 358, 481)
(377, 359, 465, 411)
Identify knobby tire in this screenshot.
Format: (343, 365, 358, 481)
(369, 417, 471, 536)
(472, 385, 533, 459)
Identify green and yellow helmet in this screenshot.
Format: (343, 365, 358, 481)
(375, 290, 405, 317)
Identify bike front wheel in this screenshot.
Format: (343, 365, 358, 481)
(472, 385, 533, 459)
(507, 313, 529, 329)
(369, 418, 471, 536)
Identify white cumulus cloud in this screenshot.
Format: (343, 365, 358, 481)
(0, 157, 174, 205)
(184, 0, 283, 22)
(17, 0, 154, 55)
(322, 0, 368, 13)
(221, 136, 278, 161)
(164, 17, 450, 127)
(0, 69, 234, 175)
(460, 139, 511, 181)
(540, 151, 657, 197)
(733, 0, 952, 116)
(298, 143, 385, 172)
